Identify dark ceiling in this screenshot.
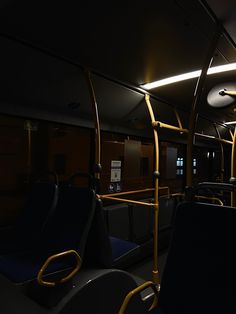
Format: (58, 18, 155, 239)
(0, 0, 235, 139)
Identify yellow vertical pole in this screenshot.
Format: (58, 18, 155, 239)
(231, 127, 236, 207)
(85, 70, 101, 181)
(145, 94, 159, 286)
(214, 124, 224, 182)
(186, 31, 220, 187)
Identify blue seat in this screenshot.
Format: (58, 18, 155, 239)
(118, 201, 236, 313)
(84, 198, 140, 269)
(110, 236, 140, 266)
(0, 182, 96, 283)
(0, 180, 58, 254)
(157, 201, 236, 313)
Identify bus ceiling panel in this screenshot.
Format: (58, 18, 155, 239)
(151, 79, 198, 112)
(195, 115, 233, 143)
(195, 116, 218, 137)
(0, 0, 214, 86)
(91, 75, 144, 122)
(205, 0, 236, 46)
(0, 1, 235, 129)
(178, 0, 236, 62)
(0, 37, 93, 115)
(91, 76, 188, 128)
(216, 35, 236, 63)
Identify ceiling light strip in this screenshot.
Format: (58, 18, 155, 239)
(224, 121, 236, 125)
(142, 63, 236, 90)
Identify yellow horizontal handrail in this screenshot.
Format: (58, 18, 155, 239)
(97, 187, 175, 206)
(97, 195, 156, 207)
(152, 121, 188, 133)
(195, 195, 223, 206)
(37, 250, 82, 287)
(118, 281, 159, 314)
(159, 192, 184, 199)
(195, 133, 233, 145)
(100, 188, 154, 198)
(170, 192, 185, 197)
(100, 186, 169, 198)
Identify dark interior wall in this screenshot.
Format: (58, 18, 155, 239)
(0, 114, 92, 225)
(31, 121, 49, 177)
(0, 115, 28, 224)
(0, 112, 232, 225)
(47, 124, 91, 183)
(0, 114, 155, 224)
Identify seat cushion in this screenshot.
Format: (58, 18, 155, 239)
(110, 236, 140, 264)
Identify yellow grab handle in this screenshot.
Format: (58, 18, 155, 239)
(37, 249, 82, 287)
(118, 281, 160, 314)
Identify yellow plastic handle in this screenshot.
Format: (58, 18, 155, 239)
(118, 281, 160, 314)
(37, 249, 82, 287)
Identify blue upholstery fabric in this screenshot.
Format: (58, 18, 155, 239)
(84, 199, 113, 268)
(110, 236, 140, 262)
(119, 201, 236, 314)
(17, 182, 58, 236)
(158, 201, 236, 314)
(83, 198, 140, 268)
(0, 182, 58, 253)
(39, 186, 96, 256)
(0, 185, 96, 283)
(0, 252, 75, 283)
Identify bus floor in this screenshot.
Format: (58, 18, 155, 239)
(127, 248, 168, 282)
(125, 248, 169, 301)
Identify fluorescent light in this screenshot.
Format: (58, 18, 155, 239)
(207, 63, 236, 75)
(142, 70, 201, 89)
(141, 62, 236, 90)
(224, 121, 236, 125)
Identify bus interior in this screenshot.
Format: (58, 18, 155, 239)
(0, 0, 236, 313)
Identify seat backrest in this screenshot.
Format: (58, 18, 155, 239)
(84, 198, 140, 269)
(16, 181, 58, 246)
(0, 184, 96, 284)
(40, 184, 96, 259)
(159, 201, 236, 314)
(83, 198, 113, 268)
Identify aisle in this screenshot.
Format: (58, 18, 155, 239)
(127, 249, 169, 282)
